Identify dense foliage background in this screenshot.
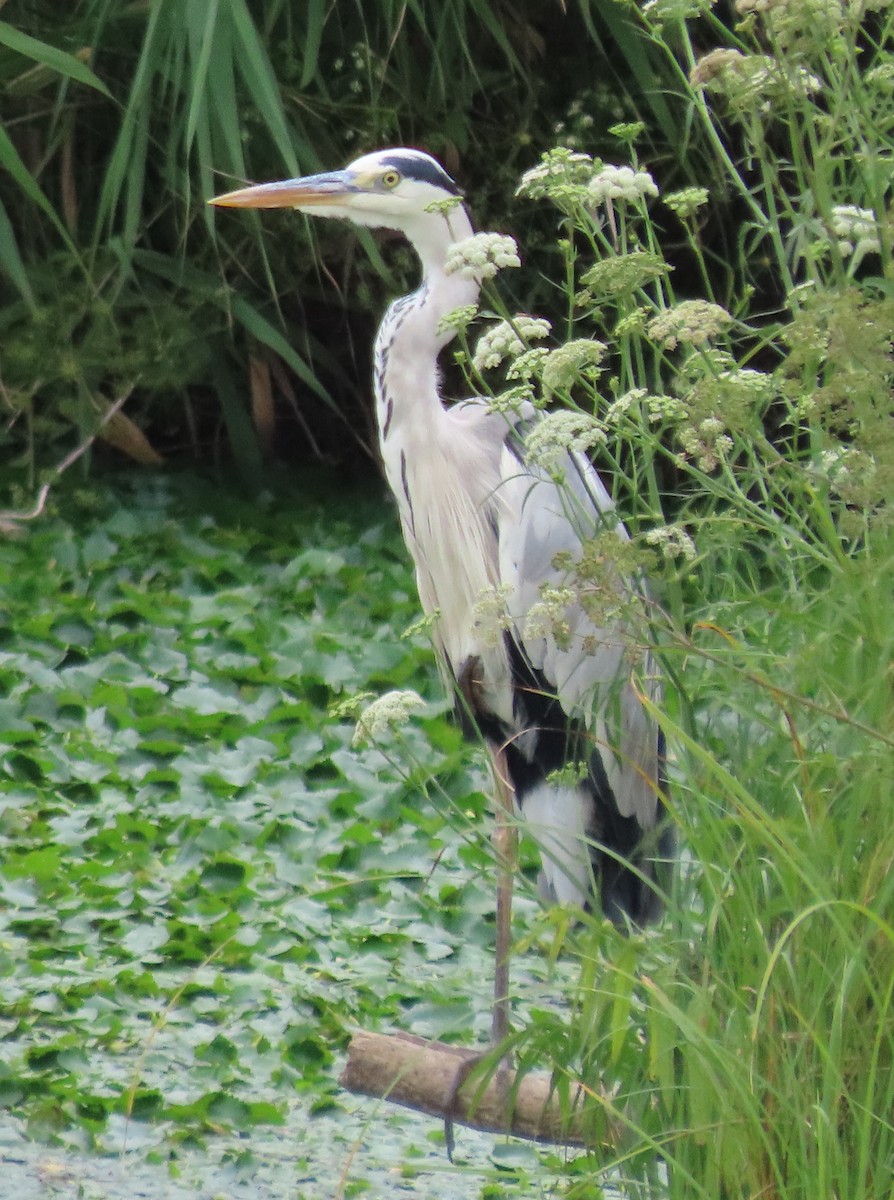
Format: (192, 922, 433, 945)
(2, 0, 707, 481)
(2, 2, 893, 1199)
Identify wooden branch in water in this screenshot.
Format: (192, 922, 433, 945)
(339, 1029, 619, 1149)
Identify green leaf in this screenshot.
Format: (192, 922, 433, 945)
(120, 922, 169, 957)
(228, 0, 299, 177)
(0, 198, 34, 308)
(0, 122, 77, 254)
(0, 23, 112, 97)
(201, 860, 248, 892)
(229, 295, 337, 406)
(205, 1090, 252, 1127)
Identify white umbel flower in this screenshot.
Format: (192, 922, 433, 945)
(540, 339, 608, 392)
(525, 411, 607, 476)
(647, 300, 733, 349)
(444, 232, 521, 279)
(516, 148, 595, 201)
(820, 445, 877, 495)
(435, 304, 479, 336)
(587, 164, 659, 206)
(472, 316, 551, 372)
(352, 690, 426, 746)
(829, 205, 881, 260)
(645, 524, 697, 561)
(524, 585, 578, 648)
(678, 417, 734, 472)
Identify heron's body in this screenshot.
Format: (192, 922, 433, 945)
(212, 148, 672, 925)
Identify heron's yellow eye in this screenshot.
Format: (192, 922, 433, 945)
(381, 169, 401, 190)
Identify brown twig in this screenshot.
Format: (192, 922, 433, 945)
(0, 388, 134, 527)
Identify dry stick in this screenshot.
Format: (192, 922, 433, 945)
(0, 388, 134, 526)
(339, 1029, 622, 1149)
(339, 753, 620, 1153)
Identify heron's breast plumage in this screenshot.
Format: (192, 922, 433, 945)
(381, 404, 516, 727)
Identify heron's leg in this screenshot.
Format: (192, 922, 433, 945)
(446, 660, 518, 1156)
(489, 746, 517, 1047)
(456, 657, 519, 1044)
(443, 745, 517, 1159)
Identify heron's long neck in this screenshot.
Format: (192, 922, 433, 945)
(373, 207, 478, 450)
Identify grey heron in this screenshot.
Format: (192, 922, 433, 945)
(212, 148, 673, 1046)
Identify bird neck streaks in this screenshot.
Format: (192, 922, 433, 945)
(373, 206, 477, 448)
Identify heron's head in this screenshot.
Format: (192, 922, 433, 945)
(210, 148, 463, 234)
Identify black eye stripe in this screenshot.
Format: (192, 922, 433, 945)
(378, 153, 461, 195)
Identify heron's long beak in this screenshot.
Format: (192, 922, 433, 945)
(210, 169, 358, 210)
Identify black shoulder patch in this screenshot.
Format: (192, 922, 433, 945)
(380, 152, 461, 195)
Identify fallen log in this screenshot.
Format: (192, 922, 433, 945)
(338, 1029, 621, 1149)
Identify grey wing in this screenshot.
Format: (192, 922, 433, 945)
(495, 418, 663, 831)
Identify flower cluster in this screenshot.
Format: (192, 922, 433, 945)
(435, 304, 479, 336)
(540, 339, 608, 393)
(674, 358, 775, 439)
(472, 584, 513, 648)
(647, 300, 733, 349)
(516, 148, 597, 202)
(664, 187, 710, 220)
(614, 306, 651, 337)
(866, 62, 894, 94)
(400, 610, 439, 640)
(424, 196, 466, 218)
(472, 316, 551, 372)
(524, 585, 578, 650)
(602, 389, 641, 427)
(609, 121, 646, 144)
(678, 417, 734, 473)
(486, 383, 537, 415)
(820, 445, 878, 497)
(689, 47, 747, 88)
(352, 689, 426, 746)
(735, 0, 845, 51)
(643, 0, 716, 21)
(587, 164, 659, 206)
(717, 366, 776, 407)
(645, 524, 698, 562)
(578, 251, 670, 301)
(546, 762, 590, 789)
(552, 99, 597, 149)
(690, 48, 822, 113)
(444, 233, 521, 280)
(525, 411, 607, 477)
(559, 532, 647, 632)
(643, 391, 689, 424)
(517, 149, 661, 218)
(828, 205, 881, 261)
(507, 347, 551, 382)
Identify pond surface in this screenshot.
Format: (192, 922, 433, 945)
(0, 473, 590, 1199)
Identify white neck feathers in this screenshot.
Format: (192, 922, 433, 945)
(373, 206, 478, 445)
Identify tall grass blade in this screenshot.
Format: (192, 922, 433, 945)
(0, 122, 78, 256)
(299, 0, 326, 88)
(209, 338, 265, 486)
(229, 0, 299, 175)
(577, 1, 679, 147)
(0, 198, 35, 308)
(94, 0, 163, 242)
(0, 21, 112, 97)
(183, 0, 222, 155)
(228, 294, 335, 406)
